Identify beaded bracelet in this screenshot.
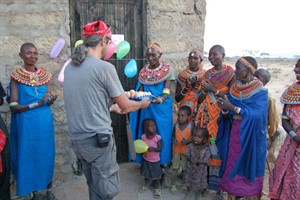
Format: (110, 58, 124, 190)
(288, 130, 297, 139)
(9, 101, 18, 107)
(180, 89, 186, 96)
(222, 109, 229, 115)
(28, 102, 39, 109)
(233, 106, 241, 114)
(162, 88, 170, 95)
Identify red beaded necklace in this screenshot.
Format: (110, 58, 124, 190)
(11, 67, 52, 86)
(139, 62, 172, 85)
(281, 81, 300, 104)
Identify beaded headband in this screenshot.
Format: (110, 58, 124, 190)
(190, 48, 203, 60)
(146, 43, 162, 54)
(239, 57, 256, 73)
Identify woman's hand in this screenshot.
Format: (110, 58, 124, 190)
(217, 96, 234, 111)
(39, 95, 49, 106)
(39, 93, 57, 106)
(201, 81, 215, 93)
(151, 96, 163, 104)
(47, 94, 57, 105)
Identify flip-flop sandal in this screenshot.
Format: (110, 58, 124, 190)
(138, 186, 148, 193)
(215, 192, 225, 200)
(154, 189, 161, 199)
(170, 185, 177, 194)
(181, 184, 188, 192)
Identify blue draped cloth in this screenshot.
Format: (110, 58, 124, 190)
(217, 88, 268, 182)
(10, 84, 55, 196)
(129, 81, 173, 165)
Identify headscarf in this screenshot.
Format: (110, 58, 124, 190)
(82, 20, 112, 39)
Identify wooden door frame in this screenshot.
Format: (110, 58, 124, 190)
(69, 0, 148, 54)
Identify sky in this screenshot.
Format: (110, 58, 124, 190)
(204, 0, 300, 58)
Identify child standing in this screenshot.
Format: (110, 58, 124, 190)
(170, 106, 193, 193)
(185, 127, 211, 199)
(138, 118, 163, 199)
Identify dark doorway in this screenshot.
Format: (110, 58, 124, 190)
(69, 0, 148, 162)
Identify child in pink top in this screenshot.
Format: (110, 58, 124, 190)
(138, 118, 163, 199)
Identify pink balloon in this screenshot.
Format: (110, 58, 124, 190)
(104, 41, 116, 60)
(50, 38, 65, 59)
(57, 58, 71, 83)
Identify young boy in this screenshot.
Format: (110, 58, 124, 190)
(170, 106, 194, 193)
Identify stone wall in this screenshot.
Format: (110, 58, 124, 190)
(147, 0, 206, 74)
(147, 0, 206, 115)
(0, 0, 75, 184)
(0, 0, 206, 185)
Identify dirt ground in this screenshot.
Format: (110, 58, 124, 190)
(52, 162, 222, 200)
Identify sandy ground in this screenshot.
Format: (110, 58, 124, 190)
(10, 59, 298, 200)
(51, 162, 222, 200)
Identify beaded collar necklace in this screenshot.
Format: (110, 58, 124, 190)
(230, 78, 263, 100)
(139, 62, 172, 85)
(204, 65, 234, 89)
(11, 67, 52, 87)
(177, 66, 205, 89)
(281, 81, 300, 104)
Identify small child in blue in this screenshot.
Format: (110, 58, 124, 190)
(138, 118, 163, 199)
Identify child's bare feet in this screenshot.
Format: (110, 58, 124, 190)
(138, 186, 148, 193)
(154, 189, 161, 199)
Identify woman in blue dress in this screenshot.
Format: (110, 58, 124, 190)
(9, 43, 57, 200)
(130, 43, 175, 165)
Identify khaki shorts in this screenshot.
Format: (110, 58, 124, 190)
(171, 153, 187, 170)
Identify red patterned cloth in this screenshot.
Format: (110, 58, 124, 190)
(0, 129, 6, 173)
(82, 20, 112, 38)
(177, 67, 206, 115)
(269, 105, 300, 200)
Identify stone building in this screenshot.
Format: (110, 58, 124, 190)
(0, 0, 206, 184)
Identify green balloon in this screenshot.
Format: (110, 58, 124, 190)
(116, 41, 130, 60)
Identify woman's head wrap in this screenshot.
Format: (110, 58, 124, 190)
(146, 43, 162, 54)
(190, 48, 203, 60)
(82, 20, 112, 39)
(239, 57, 257, 73)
